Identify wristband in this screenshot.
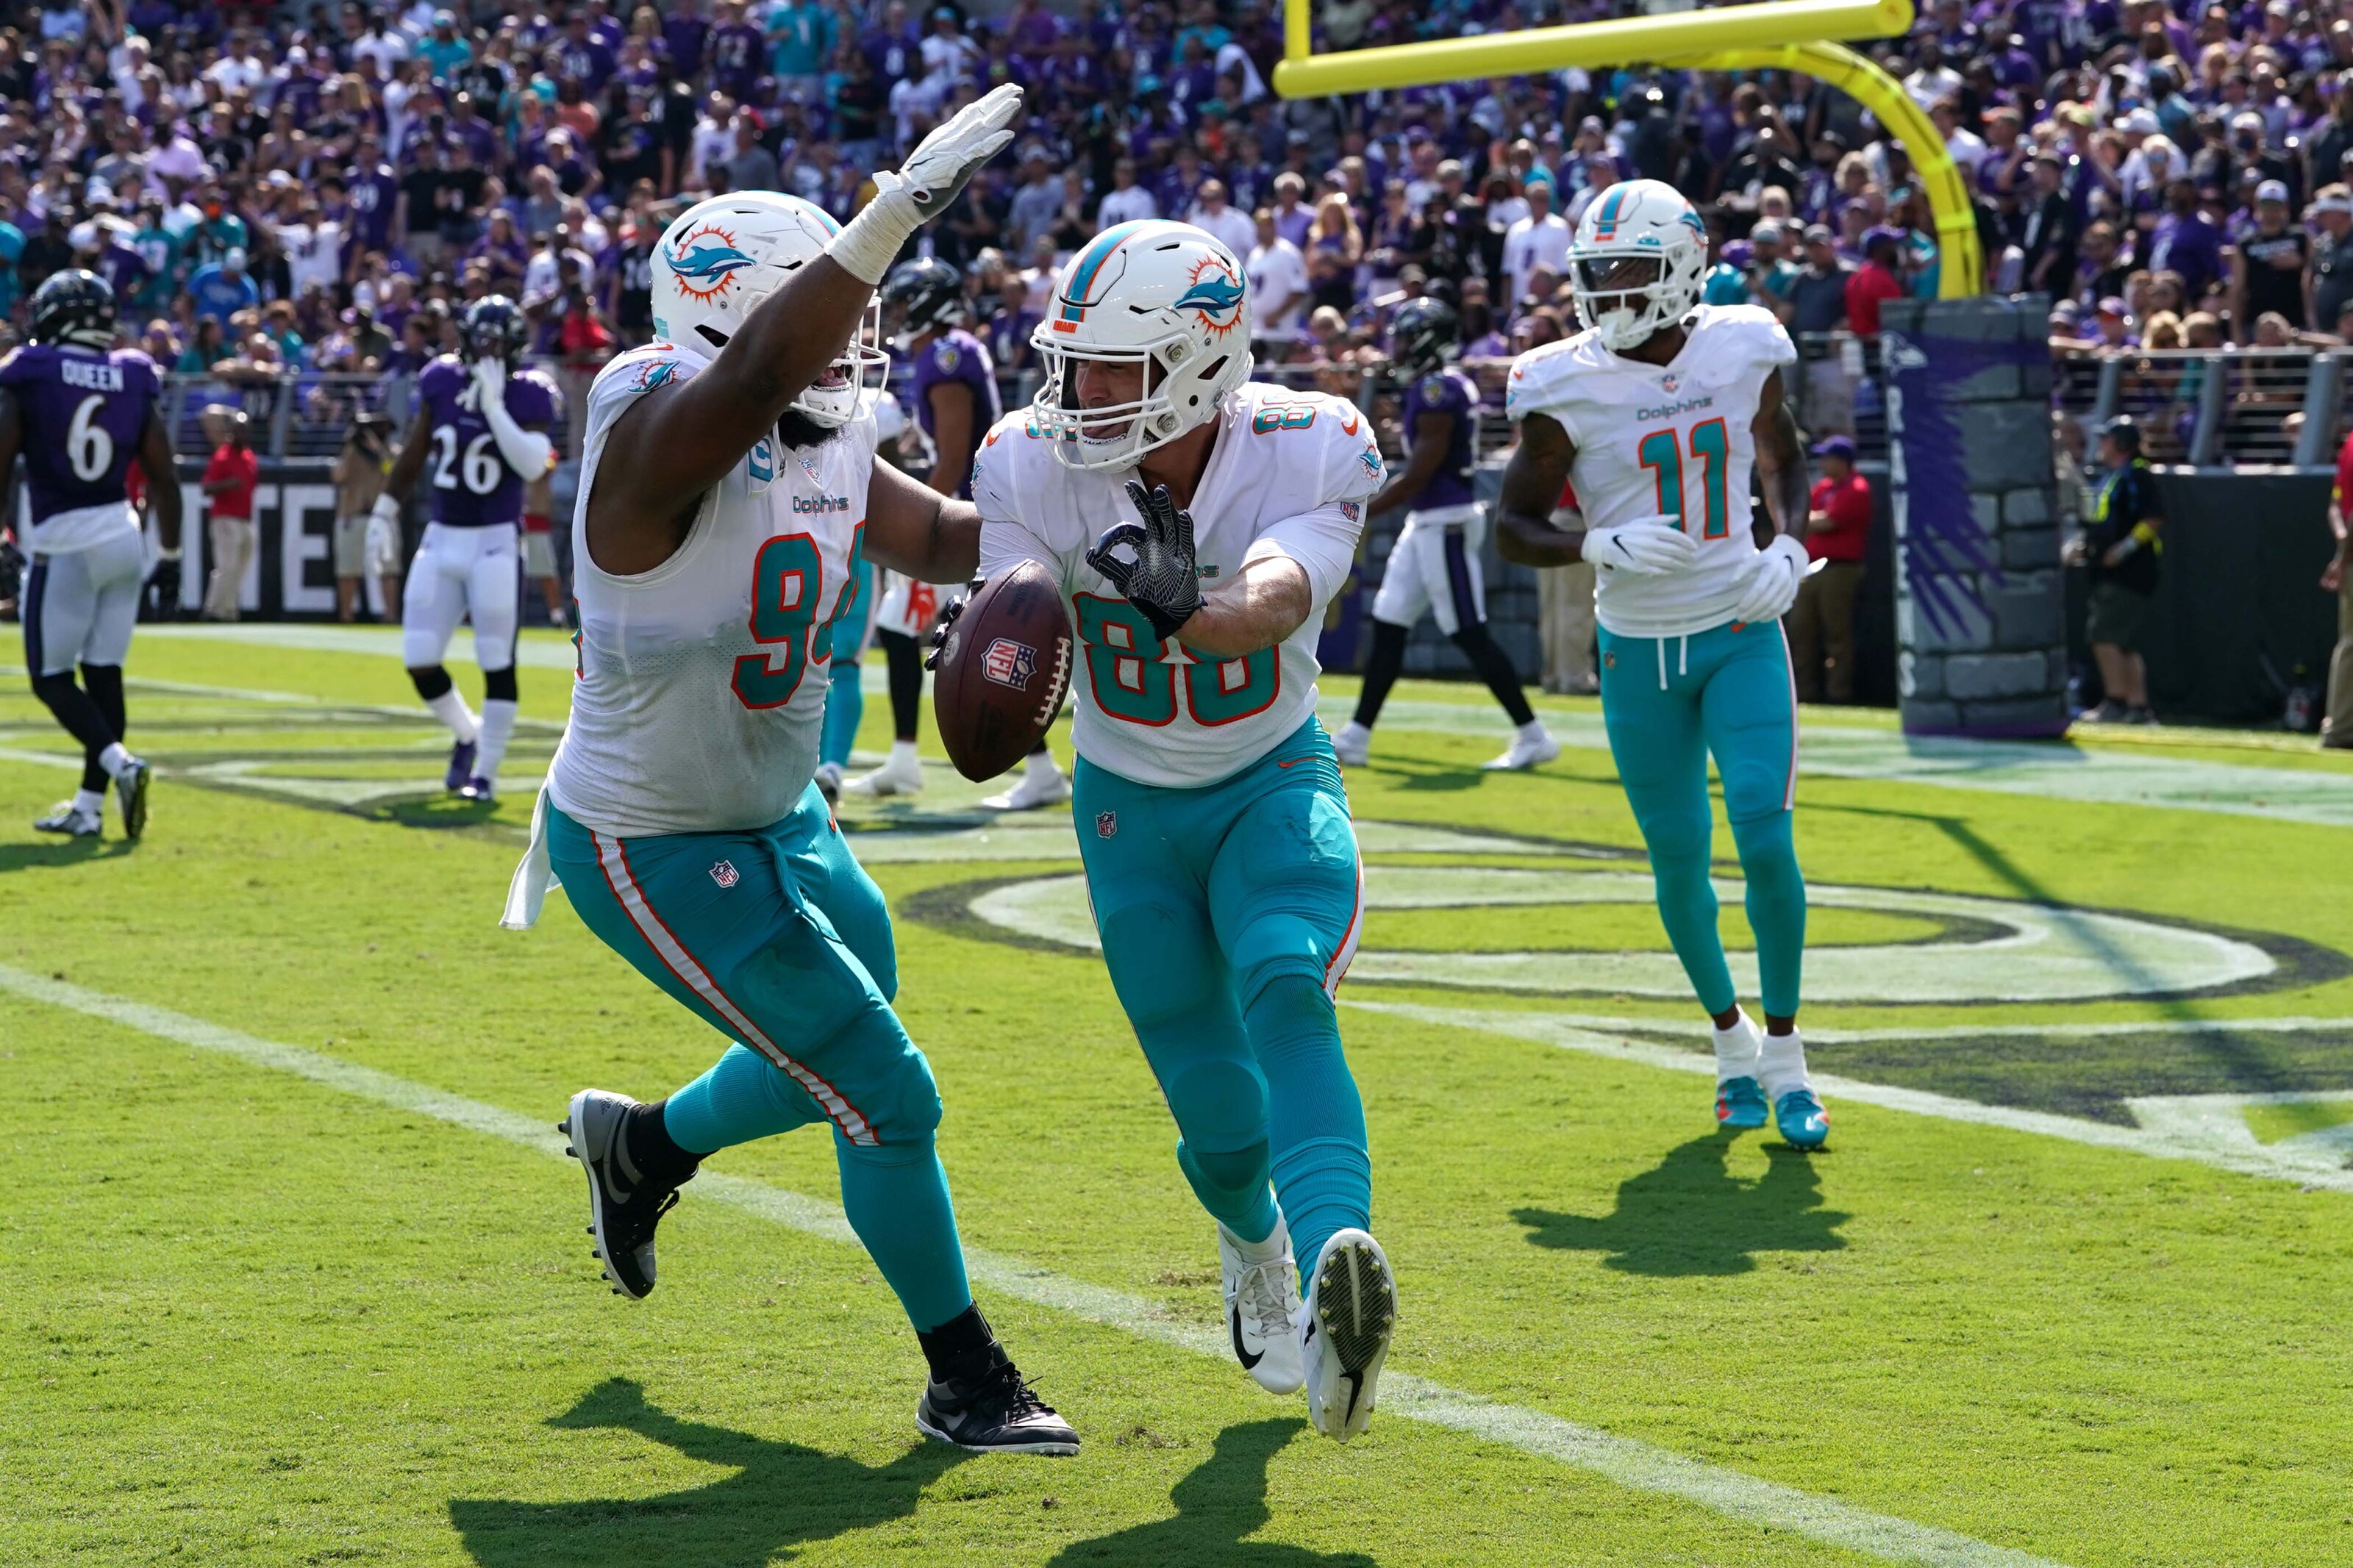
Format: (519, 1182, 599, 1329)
(2129, 521, 2157, 545)
(157, 546, 181, 561)
(826, 190, 916, 287)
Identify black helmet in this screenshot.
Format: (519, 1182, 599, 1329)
(30, 268, 117, 350)
(460, 294, 531, 362)
(2099, 414, 2142, 455)
(880, 257, 966, 346)
(1388, 295, 1460, 379)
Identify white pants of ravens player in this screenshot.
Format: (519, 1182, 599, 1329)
(24, 526, 146, 676)
(401, 521, 521, 672)
(1371, 503, 1487, 634)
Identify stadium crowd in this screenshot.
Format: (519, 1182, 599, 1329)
(4, 0, 2353, 387)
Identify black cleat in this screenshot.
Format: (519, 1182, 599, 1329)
(562, 1089, 694, 1300)
(115, 758, 150, 840)
(916, 1350, 1079, 1455)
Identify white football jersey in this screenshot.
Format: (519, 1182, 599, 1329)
(1506, 304, 1796, 639)
(974, 383, 1381, 789)
(548, 342, 875, 836)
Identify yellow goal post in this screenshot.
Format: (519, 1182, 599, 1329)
(1271, 0, 1982, 298)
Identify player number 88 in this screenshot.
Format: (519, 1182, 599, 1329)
(1074, 594, 1278, 727)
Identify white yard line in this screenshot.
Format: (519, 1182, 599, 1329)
(1, 962, 2065, 1568)
(1346, 1001, 2353, 1194)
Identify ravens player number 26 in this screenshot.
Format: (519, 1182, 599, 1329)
(0, 269, 182, 840)
(374, 296, 560, 804)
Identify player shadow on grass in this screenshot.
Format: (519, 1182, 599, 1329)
(1049, 1418, 1374, 1567)
(0, 836, 136, 874)
(1513, 1128, 1849, 1277)
(446, 1376, 971, 1568)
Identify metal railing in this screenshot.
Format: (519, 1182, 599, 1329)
(2052, 346, 2339, 468)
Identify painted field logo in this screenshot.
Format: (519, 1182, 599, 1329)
(709, 859, 740, 889)
(982, 637, 1036, 690)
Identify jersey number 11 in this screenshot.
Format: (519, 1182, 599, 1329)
(1636, 418, 1730, 540)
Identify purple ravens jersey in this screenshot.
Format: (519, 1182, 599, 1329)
(910, 329, 1001, 499)
(1403, 367, 1478, 509)
(415, 355, 559, 527)
(0, 344, 160, 522)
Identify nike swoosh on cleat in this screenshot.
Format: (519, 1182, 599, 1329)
(1229, 1308, 1264, 1370)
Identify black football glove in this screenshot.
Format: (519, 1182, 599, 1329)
(923, 577, 980, 670)
(146, 555, 182, 620)
(1085, 481, 1202, 643)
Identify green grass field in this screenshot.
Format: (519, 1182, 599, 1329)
(5, 625, 2352, 1567)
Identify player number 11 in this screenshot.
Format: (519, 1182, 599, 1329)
(1636, 419, 1730, 540)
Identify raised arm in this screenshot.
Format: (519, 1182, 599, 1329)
(1750, 369, 1808, 543)
(586, 85, 1020, 575)
(865, 454, 979, 583)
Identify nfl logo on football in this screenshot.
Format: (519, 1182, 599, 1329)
(982, 637, 1037, 690)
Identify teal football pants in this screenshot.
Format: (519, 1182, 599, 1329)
(1597, 618, 1807, 1020)
(548, 787, 973, 1332)
(1073, 718, 1371, 1281)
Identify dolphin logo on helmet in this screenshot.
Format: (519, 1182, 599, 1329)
(666, 226, 759, 301)
(1174, 264, 1246, 332)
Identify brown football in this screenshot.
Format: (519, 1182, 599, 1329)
(932, 559, 1074, 783)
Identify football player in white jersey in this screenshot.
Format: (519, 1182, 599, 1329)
(971, 218, 1396, 1442)
(502, 87, 1080, 1456)
(1494, 179, 1829, 1150)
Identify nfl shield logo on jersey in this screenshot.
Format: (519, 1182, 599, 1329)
(982, 637, 1036, 690)
(710, 859, 740, 889)
(1096, 812, 1117, 839)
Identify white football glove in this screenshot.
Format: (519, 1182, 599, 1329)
(1729, 534, 1810, 626)
(470, 356, 507, 411)
(1582, 513, 1699, 576)
(829, 83, 1023, 283)
(366, 493, 401, 564)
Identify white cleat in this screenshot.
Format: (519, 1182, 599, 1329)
(1482, 723, 1560, 772)
(1218, 1217, 1304, 1395)
(1300, 1228, 1396, 1443)
(1330, 721, 1371, 767)
(981, 757, 1069, 811)
(33, 802, 102, 837)
(813, 761, 843, 805)
(844, 745, 924, 798)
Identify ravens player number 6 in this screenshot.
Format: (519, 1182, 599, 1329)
(375, 295, 560, 804)
(0, 269, 182, 840)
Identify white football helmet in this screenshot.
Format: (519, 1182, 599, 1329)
(1028, 219, 1254, 470)
(650, 191, 888, 428)
(1567, 179, 1709, 353)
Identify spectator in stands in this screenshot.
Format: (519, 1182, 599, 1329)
(1305, 192, 1363, 317)
(1188, 178, 1257, 260)
(1847, 226, 1905, 334)
(188, 246, 260, 325)
(1246, 205, 1309, 365)
(1501, 179, 1569, 314)
(2229, 179, 2308, 332)
(1098, 157, 1157, 229)
(1783, 223, 1852, 333)
(1790, 435, 1873, 704)
(2068, 416, 2165, 725)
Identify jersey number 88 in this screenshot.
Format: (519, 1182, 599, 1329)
(1074, 594, 1278, 728)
